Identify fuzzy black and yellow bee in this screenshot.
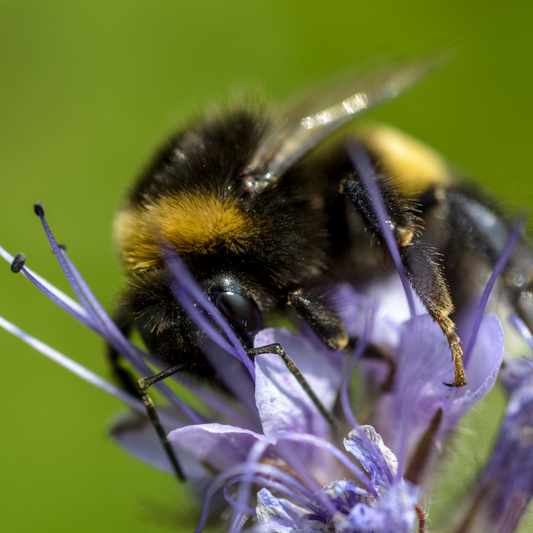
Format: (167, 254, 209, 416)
(108, 57, 533, 481)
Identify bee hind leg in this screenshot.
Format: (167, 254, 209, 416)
(419, 186, 533, 337)
(342, 168, 467, 387)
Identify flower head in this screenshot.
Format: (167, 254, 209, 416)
(1, 187, 531, 533)
(254, 426, 420, 533)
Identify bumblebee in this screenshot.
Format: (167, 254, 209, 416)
(109, 57, 533, 480)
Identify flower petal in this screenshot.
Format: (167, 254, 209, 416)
(376, 314, 503, 465)
(256, 488, 310, 531)
(445, 314, 504, 431)
(168, 423, 274, 473)
(110, 411, 207, 480)
(254, 328, 343, 438)
(334, 283, 402, 349)
(322, 480, 369, 511)
(255, 488, 333, 533)
(344, 426, 396, 495)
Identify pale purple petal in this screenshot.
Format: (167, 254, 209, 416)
(343, 426, 396, 495)
(254, 328, 343, 438)
(228, 477, 323, 517)
(334, 282, 402, 349)
(253, 329, 344, 482)
(197, 461, 330, 533)
(377, 314, 503, 472)
(168, 423, 275, 472)
(444, 314, 504, 431)
(110, 411, 208, 481)
(256, 488, 331, 533)
(322, 480, 369, 510)
(200, 340, 260, 423)
(377, 316, 450, 461)
(255, 488, 312, 530)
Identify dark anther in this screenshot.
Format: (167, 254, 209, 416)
(33, 202, 45, 217)
(57, 243, 67, 252)
(11, 253, 26, 273)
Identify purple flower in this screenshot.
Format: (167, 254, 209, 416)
(253, 427, 419, 533)
(331, 281, 504, 484)
(159, 286, 504, 532)
(1, 198, 531, 533)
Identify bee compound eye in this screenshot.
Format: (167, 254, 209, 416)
(215, 291, 262, 335)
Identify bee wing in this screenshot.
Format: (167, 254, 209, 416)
(250, 55, 444, 179)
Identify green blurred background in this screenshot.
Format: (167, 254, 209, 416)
(1, 1, 532, 532)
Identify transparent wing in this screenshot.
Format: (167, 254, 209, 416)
(249, 54, 446, 180)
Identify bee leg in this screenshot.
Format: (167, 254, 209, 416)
(246, 343, 340, 430)
(109, 348, 188, 481)
(420, 186, 533, 333)
(107, 308, 186, 482)
(401, 240, 466, 387)
(137, 365, 187, 482)
(287, 290, 349, 350)
(287, 290, 398, 392)
(343, 174, 467, 387)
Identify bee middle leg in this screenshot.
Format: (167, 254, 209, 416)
(286, 289, 348, 350)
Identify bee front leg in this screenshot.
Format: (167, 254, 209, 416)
(246, 342, 339, 430)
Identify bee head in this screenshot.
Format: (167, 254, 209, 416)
(123, 268, 263, 379)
